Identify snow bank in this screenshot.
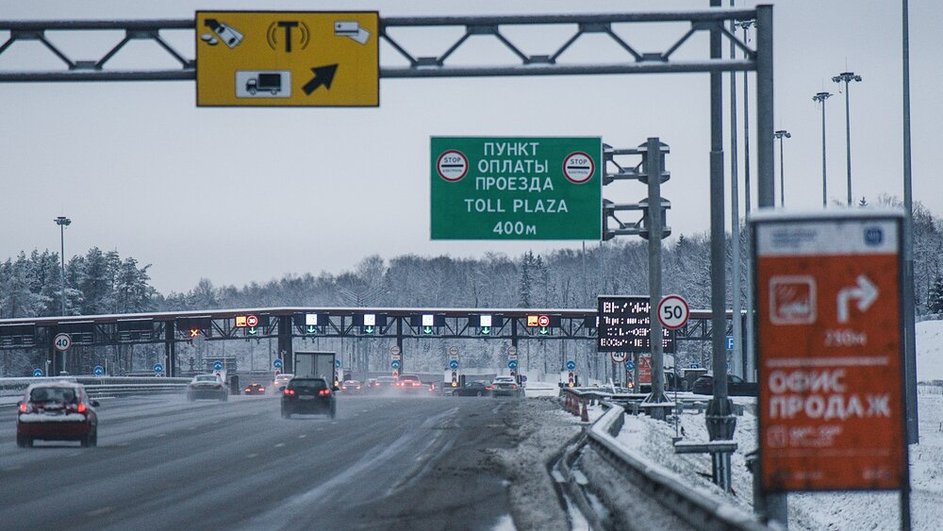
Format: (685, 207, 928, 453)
(916, 320, 943, 382)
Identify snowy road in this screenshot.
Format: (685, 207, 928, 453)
(0, 393, 566, 530)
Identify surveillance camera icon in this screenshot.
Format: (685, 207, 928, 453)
(334, 21, 370, 45)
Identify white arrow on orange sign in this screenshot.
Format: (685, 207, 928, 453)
(836, 274, 878, 324)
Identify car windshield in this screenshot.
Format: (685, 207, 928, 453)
(399, 375, 420, 382)
(194, 375, 218, 382)
(30, 386, 77, 403)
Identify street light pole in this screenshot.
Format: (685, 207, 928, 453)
(53, 216, 71, 316)
(773, 130, 791, 207)
(832, 72, 862, 206)
(812, 92, 833, 207)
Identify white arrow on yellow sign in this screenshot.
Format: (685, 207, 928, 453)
(196, 11, 379, 107)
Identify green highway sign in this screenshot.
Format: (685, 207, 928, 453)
(431, 137, 602, 240)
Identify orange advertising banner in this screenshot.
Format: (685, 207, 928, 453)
(638, 354, 652, 384)
(753, 212, 907, 492)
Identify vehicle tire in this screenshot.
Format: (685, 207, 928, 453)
(330, 405, 336, 419)
(16, 434, 28, 448)
(80, 434, 89, 448)
(220, 393, 228, 402)
(89, 428, 98, 447)
(281, 408, 290, 419)
(476, 391, 483, 397)
(187, 393, 194, 402)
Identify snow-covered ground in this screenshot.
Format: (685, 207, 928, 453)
(601, 320, 943, 530)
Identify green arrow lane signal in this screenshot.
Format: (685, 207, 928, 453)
(306, 325, 317, 334)
(248, 327, 258, 335)
(364, 326, 375, 334)
(423, 326, 433, 335)
(480, 326, 491, 335)
(539, 327, 549, 335)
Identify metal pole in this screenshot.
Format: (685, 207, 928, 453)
(773, 130, 791, 206)
(729, 2, 743, 380)
(902, 0, 919, 455)
(832, 72, 861, 206)
(706, 0, 734, 493)
(740, 18, 756, 384)
(844, 78, 852, 205)
(813, 92, 832, 207)
(644, 137, 668, 415)
(755, 5, 788, 527)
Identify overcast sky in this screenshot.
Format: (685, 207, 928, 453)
(1, 1, 940, 294)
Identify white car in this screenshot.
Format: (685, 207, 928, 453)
(490, 376, 523, 398)
(272, 373, 294, 394)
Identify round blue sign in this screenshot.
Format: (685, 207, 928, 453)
(335, 359, 342, 368)
(565, 360, 576, 371)
(448, 360, 459, 370)
(33, 368, 43, 377)
(688, 362, 699, 369)
(508, 360, 518, 370)
(154, 363, 164, 373)
(273, 358, 283, 369)
(94, 365, 104, 376)
(391, 360, 401, 369)
(213, 360, 223, 371)
(625, 360, 635, 371)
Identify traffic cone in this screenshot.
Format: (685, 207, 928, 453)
(580, 400, 589, 422)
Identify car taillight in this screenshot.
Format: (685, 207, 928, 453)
(259, 387, 265, 391)
(486, 385, 494, 391)
(77, 402, 87, 414)
(511, 384, 518, 390)
(318, 389, 331, 397)
(284, 389, 295, 396)
(18, 402, 29, 413)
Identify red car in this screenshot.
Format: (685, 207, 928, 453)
(396, 374, 425, 393)
(17, 381, 99, 448)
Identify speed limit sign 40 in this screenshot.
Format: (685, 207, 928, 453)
(53, 333, 72, 352)
(657, 294, 690, 330)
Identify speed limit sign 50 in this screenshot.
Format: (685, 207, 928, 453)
(657, 294, 690, 330)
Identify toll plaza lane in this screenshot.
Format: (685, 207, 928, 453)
(0, 394, 524, 530)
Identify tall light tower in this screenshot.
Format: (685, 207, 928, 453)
(54, 216, 71, 316)
(812, 92, 833, 207)
(773, 130, 791, 207)
(832, 72, 862, 206)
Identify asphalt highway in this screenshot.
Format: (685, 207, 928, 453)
(0, 392, 523, 530)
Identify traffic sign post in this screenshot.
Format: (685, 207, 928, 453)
(213, 360, 223, 371)
(597, 295, 674, 353)
(753, 211, 908, 498)
(273, 358, 283, 369)
(448, 359, 459, 370)
(610, 351, 627, 363)
(153, 363, 164, 375)
(94, 365, 104, 376)
(33, 368, 43, 377)
(565, 360, 576, 371)
(196, 11, 379, 107)
(430, 137, 602, 240)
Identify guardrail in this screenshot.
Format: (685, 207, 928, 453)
(0, 376, 191, 400)
(579, 402, 772, 531)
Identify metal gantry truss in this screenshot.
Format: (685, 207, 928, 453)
(0, 307, 735, 374)
(0, 8, 760, 82)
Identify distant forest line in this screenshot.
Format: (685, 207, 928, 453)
(3, 199, 943, 320)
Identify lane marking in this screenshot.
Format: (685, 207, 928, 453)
(246, 453, 258, 459)
(86, 506, 115, 517)
(274, 443, 285, 448)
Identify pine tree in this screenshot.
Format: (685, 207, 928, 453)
(929, 276, 943, 314)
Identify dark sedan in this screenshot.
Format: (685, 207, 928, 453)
(17, 382, 99, 447)
(243, 383, 266, 395)
(451, 381, 492, 397)
(691, 374, 758, 396)
(281, 377, 336, 419)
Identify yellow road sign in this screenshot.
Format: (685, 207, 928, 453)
(196, 11, 379, 107)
